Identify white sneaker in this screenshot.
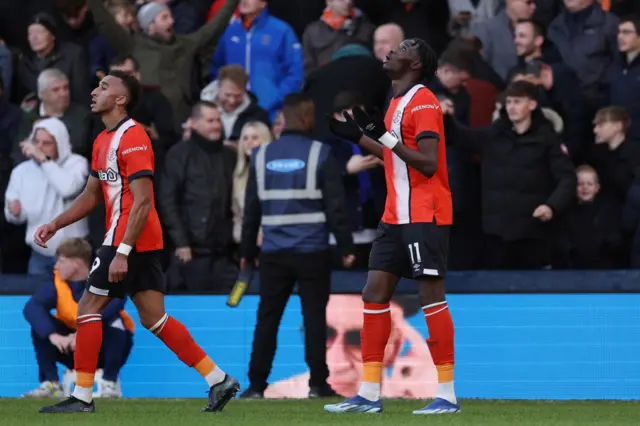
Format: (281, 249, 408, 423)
(96, 379, 121, 398)
(22, 381, 63, 398)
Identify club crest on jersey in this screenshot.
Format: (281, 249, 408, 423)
(108, 149, 117, 161)
(97, 168, 118, 182)
(393, 110, 402, 124)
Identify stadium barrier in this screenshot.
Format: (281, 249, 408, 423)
(1, 281, 639, 399)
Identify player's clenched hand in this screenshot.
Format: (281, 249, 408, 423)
(109, 253, 128, 283)
(326, 111, 362, 143)
(34, 222, 58, 248)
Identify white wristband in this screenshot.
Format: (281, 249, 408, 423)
(116, 243, 132, 256)
(378, 132, 398, 149)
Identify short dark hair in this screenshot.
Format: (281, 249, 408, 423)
(282, 93, 313, 110)
(110, 54, 140, 72)
(438, 46, 475, 75)
(108, 69, 141, 112)
(516, 18, 546, 38)
(56, 237, 93, 267)
(332, 91, 364, 113)
(191, 100, 218, 120)
(504, 80, 539, 100)
(408, 38, 438, 82)
(620, 15, 640, 34)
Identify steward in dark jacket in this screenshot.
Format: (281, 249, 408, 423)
(445, 81, 576, 268)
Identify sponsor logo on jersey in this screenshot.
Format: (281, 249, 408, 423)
(411, 104, 440, 113)
(122, 145, 148, 156)
(97, 168, 118, 182)
(266, 159, 305, 173)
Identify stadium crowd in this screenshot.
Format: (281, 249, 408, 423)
(2, 0, 640, 294)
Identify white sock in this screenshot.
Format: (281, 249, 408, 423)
(436, 381, 457, 404)
(72, 385, 93, 403)
(205, 365, 226, 387)
(357, 382, 380, 401)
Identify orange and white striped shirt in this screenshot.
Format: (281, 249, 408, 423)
(382, 84, 453, 225)
(90, 118, 163, 251)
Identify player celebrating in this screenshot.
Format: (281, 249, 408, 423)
(323, 38, 459, 415)
(36, 70, 240, 413)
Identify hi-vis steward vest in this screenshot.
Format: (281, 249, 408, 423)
(53, 270, 135, 333)
(254, 134, 330, 253)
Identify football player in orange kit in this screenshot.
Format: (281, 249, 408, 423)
(36, 70, 239, 413)
(324, 38, 459, 415)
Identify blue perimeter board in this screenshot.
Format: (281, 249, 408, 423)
(1, 293, 639, 399)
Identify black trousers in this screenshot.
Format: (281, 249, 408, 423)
(248, 250, 331, 391)
(483, 235, 553, 269)
(166, 254, 238, 293)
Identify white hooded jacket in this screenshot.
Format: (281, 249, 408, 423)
(4, 118, 89, 257)
(200, 79, 252, 138)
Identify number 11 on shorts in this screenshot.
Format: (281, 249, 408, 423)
(408, 242, 421, 263)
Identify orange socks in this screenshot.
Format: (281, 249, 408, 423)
(72, 314, 103, 403)
(358, 302, 391, 401)
(423, 301, 456, 403)
(152, 314, 226, 387)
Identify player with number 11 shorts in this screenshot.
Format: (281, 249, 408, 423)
(324, 38, 459, 415)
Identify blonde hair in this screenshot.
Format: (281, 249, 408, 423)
(55, 238, 93, 267)
(232, 122, 273, 242)
(576, 164, 599, 182)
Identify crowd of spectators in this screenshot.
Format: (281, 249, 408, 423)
(2, 0, 640, 293)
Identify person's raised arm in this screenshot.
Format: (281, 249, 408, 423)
(188, 0, 241, 49)
(86, 0, 134, 54)
(351, 104, 441, 176)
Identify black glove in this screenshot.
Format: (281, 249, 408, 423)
(352, 107, 387, 140)
(326, 112, 362, 143)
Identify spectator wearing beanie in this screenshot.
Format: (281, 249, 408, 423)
(86, 0, 240, 128)
(15, 13, 90, 105)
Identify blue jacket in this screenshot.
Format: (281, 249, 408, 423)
(23, 279, 126, 339)
(209, 9, 304, 120)
(608, 53, 640, 142)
